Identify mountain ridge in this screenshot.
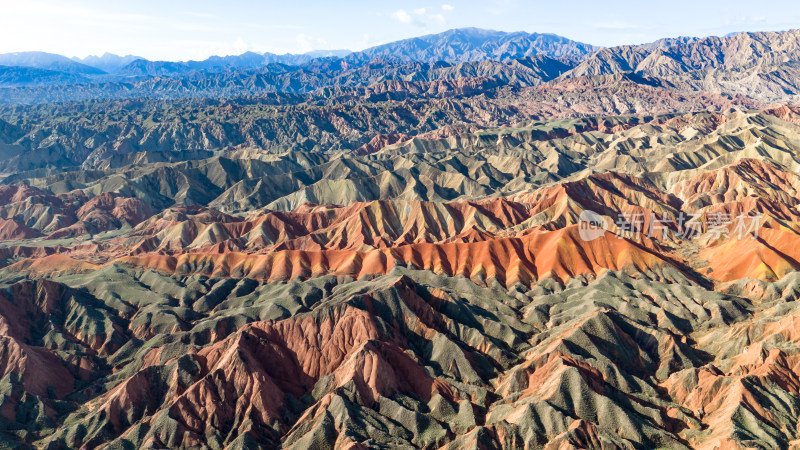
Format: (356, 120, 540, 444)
(0, 28, 593, 80)
(4, 24, 800, 449)
(0, 51, 106, 75)
(0, 27, 799, 105)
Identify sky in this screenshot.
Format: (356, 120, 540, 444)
(0, 0, 798, 61)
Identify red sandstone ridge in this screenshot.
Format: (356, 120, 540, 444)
(117, 199, 534, 254)
(76, 192, 152, 226)
(353, 133, 409, 155)
(701, 227, 800, 282)
(0, 186, 152, 240)
(672, 158, 800, 210)
(0, 279, 99, 422)
(764, 104, 800, 126)
(513, 171, 682, 235)
(80, 299, 456, 448)
(0, 185, 51, 204)
(117, 224, 672, 286)
(0, 218, 40, 241)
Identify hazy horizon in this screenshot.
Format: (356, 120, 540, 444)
(1, 0, 798, 61)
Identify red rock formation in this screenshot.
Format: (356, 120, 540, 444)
(0, 218, 40, 240)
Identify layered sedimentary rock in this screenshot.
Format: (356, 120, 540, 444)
(0, 106, 799, 448)
(3, 25, 800, 447)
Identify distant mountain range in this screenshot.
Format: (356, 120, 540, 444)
(0, 51, 104, 75)
(72, 53, 143, 73)
(347, 28, 598, 63)
(112, 50, 349, 77)
(0, 28, 595, 78)
(0, 27, 798, 105)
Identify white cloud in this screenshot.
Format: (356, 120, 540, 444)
(296, 34, 329, 53)
(181, 36, 252, 59)
(393, 9, 413, 24)
(441, 4, 455, 11)
(356, 33, 388, 50)
(430, 13, 445, 25)
(413, 8, 426, 15)
(233, 37, 249, 54)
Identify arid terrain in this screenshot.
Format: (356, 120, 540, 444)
(2, 27, 800, 449)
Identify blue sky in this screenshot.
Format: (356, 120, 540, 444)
(1, 0, 798, 60)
